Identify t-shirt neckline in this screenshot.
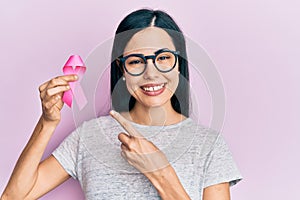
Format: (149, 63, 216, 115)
(128, 117, 193, 130)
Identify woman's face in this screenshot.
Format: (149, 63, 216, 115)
(123, 27, 179, 109)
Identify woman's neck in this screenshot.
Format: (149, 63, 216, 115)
(121, 101, 186, 126)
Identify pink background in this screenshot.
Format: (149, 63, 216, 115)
(1, 0, 300, 199)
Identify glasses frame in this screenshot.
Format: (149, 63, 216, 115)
(118, 48, 180, 76)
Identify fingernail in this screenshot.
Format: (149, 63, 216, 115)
(66, 85, 70, 89)
(74, 75, 78, 79)
(110, 110, 116, 115)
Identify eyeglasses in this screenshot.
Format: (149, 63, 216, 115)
(118, 48, 180, 76)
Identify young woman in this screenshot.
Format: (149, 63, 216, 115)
(1, 9, 242, 200)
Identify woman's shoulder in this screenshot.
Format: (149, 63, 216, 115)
(183, 118, 221, 146)
(184, 118, 219, 135)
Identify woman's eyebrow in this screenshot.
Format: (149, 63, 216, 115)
(124, 48, 173, 57)
(154, 48, 170, 54)
(133, 48, 172, 55)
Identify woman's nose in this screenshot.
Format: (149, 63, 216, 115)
(143, 59, 160, 79)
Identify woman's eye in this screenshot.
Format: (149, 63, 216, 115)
(129, 60, 142, 65)
(158, 56, 170, 61)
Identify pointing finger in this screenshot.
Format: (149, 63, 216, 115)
(110, 110, 143, 138)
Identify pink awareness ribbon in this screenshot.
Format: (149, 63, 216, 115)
(62, 55, 87, 110)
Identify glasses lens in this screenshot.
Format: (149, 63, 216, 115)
(124, 56, 145, 75)
(155, 51, 176, 72)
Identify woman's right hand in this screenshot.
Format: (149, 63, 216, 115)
(39, 74, 78, 124)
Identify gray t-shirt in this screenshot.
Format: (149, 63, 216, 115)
(52, 115, 242, 199)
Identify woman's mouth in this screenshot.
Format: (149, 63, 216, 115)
(140, 83, 166, 96)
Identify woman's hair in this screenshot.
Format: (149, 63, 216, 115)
(110, 8, 190, 117)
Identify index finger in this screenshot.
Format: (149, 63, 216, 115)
(110, 110, 143, 138)
(39, 74, 78, 92)
(54, 74, 78, 82)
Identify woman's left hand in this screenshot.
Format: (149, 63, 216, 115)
(110, 110, 169, 175)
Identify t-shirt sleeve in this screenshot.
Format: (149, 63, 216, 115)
(52, 124, 83, 180)
(203, 134, 242, 188)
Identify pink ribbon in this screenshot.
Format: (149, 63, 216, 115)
(62, 55, 87, 110)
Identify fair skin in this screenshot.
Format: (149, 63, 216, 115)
(121, 27, 182, 126)
(1, 27, 230, 200)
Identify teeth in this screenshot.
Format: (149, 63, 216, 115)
(142, 84, 164, 92)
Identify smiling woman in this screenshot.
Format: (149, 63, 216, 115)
(1, 8, 242, 200)
(117, 27, 182, 125)
(111, 10, 190, 119)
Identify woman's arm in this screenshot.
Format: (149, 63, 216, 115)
(1, 75, 77, 200)
(147, 170, 230, 200)
(203, 182, 230, 200)
(145, 165, 190, 200)
(1, 118, 70, 200)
